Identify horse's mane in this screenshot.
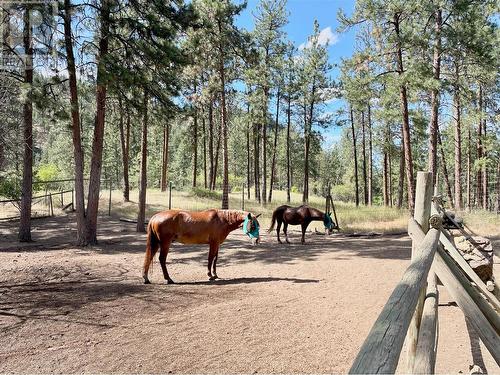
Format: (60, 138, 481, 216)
(218, 209, 246, 225)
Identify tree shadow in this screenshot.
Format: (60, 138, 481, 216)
(173, 276, 320, 286)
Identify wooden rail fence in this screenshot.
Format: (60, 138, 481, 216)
(349, 171, 500, 374)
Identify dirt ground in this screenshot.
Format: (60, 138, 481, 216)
(0, 214, 498, 374)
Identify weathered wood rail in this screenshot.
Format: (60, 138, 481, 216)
(349, 171, 500, 374)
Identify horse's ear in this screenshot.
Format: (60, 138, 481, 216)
(255, 214, 262, 218)
(247, 213, 252, 219)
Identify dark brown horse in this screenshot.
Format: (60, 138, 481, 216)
(268, 205, 335, 244)
(143, 209, 260, 284)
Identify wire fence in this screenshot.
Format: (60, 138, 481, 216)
(0, 179, 112, 221)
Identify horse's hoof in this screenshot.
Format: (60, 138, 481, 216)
(143, 276, 151, 284)
(166, 279, 175, 284)
(213, 274, 219, 279)
(209, 276, 217, 281)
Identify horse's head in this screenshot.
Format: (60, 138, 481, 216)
(243, 213, 261, 245)
(323, 212, 335, 235)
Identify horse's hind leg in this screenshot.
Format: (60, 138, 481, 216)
(159, 238, 175, 284)
(276, 220, 282, 243)
(143, 232, 160, 284)
(207, 242, 218, 280)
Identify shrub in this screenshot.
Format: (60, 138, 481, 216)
(0, 174, 21, 199)
(190, 187, 221, 200)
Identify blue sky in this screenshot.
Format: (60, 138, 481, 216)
(236, 0, 357, 148)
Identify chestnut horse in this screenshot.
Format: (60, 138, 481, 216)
(268, 205, 335, 244)
(142, 209, 261, 284)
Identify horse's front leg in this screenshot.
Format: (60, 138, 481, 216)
(212, 249, 219, 279)
(301, 223, 309, 244)
(276, 220, 282, 243)
(207, 242, 218, 280)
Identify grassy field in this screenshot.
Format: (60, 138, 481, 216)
(108, 188, 409, 234)
(106, 188, 499, 236)
(3, 186, 497, 236)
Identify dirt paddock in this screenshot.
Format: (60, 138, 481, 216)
(0, 214, 498, 373)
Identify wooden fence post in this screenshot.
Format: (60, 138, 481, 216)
(349, 219, 442, 374)
(49, 193, 54, 217)
(408, 219, 500, 364)
(407, 171, 434, 372)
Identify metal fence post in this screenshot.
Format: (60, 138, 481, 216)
(108, 180, 112, 216)
(242, 184, 245, 210)
(169, 181, 172, 209)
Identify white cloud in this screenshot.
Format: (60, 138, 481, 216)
(299, 26, 339, 50)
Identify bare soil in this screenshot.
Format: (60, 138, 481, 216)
(0, 214, 498, 374)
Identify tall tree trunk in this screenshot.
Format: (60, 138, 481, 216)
(476, 86, 483, 208)
(394, 13, 415, 211)
(389, 146, 393, 206)
(160, 122, 169, 192)
(137, 89, 148, 232)
(254, 122, 261, 203)
(63, 0, 87, 244)
(482, 108, 488, 210)
(428, 8, 442, 186)
(367, 103, 373, 205)
(18, 6, 33, 242)
(383, 124, 390, 206)
(361, 110, 368, 205)
(496, 156, 500, 214)
(397, 145, 405, 209)
(268, 87, 280, 202)
(118, 95, 130, 201)
(303, 83, 316, 203)
(467, 123, 472, 211)
(383, 151, 389, 206)
(350, 106, 359, 207)
(438, 130, 454, 206)
(208, 98, 214, 190)
(202, 110, 207, 189)
(220, 64, 229, 209)
(261, 89, 268, 205)
(0, 9, 9, 171)
(192, 96, 198, 188)
(212, 108, 222, 190)
(453, 64, 462, 210)
(85, 0, 110, 245)
(303, 133, 310, 203)
(286, 93, 291, 203)
(246, 105, 251, 199)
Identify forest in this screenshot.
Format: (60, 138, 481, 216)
(0, 0, 499, 246)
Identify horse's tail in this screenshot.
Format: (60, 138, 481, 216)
(268, 208, 280, 233)
(143, 219, 160, 283)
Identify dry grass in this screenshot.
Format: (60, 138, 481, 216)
(108, 188, 410, 234)
(458, 210, 500, 237)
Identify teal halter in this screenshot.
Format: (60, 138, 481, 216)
(323, 213, 334, 230)
(243, 216, 260, 239)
